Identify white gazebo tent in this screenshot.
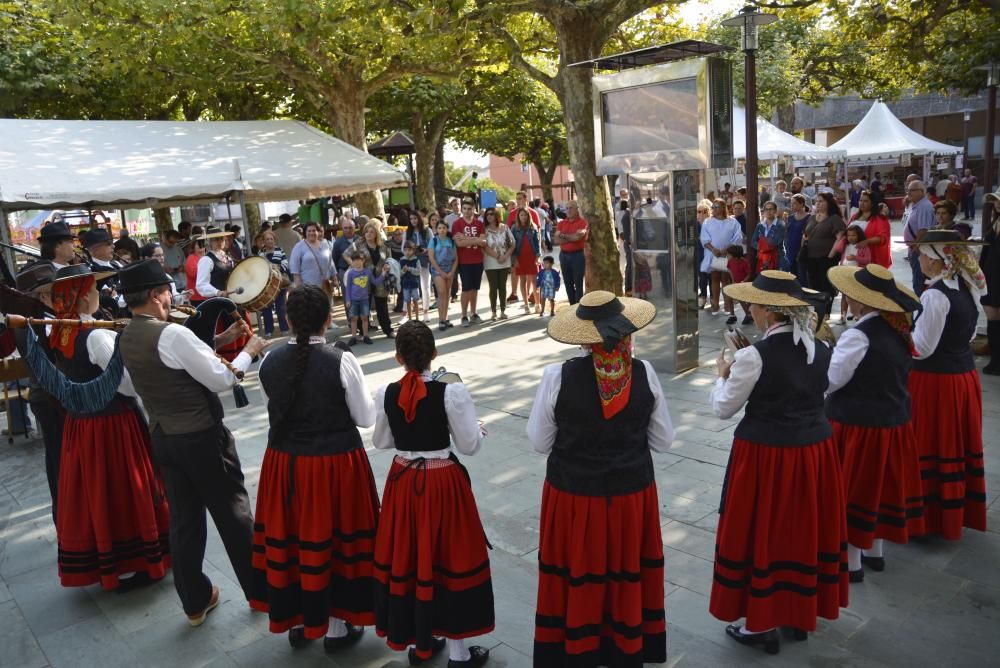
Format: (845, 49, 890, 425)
(731, 105, 846, 197)
(829, 101, 961, 173)
(0, 119, 408, 266)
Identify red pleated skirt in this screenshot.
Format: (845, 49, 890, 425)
(534, 481, 666, 668)
(374, 456, 494, 660)
(909, 369, 987, 539)
(57, 408, 170, 589)
(249, 447, 379, 638)
(710, 437, 848, 632)
(832, 420, 925, 547)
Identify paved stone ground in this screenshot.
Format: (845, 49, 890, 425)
(1, 223, 998, 668)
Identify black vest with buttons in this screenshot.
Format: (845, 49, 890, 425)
(383, 381, 451, 451)
(734, 332, 832, 446)
(826, 315, 911, 428)
(547, 356, 654, 497)
(912, 281, 976, 374)
(258, 343, 362, 455)
(51, 329, 133, 418)
(207, 252, 232, 291)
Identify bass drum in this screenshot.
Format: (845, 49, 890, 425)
(227, 256, 281, 311)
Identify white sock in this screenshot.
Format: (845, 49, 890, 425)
(292, 623, 304, 630)
(740, 625, 774, 635)
(326, 617, 347, 638)
(865, 539, 884, 559)
(447, 638, 471, 662)
(848, 544, 862, 571)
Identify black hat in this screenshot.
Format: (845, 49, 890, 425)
(119, 259, 173, 293)
(15, 262, 56, 294)
(909, 228, 986, 246)
(34, 263, 117, 293)
(37, 222, 74, 242)
(81, 228, 113, 249)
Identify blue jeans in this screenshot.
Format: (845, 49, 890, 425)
(909, 252, 925, 295)
(561, 250, 586, 304)
(260, 289, 288, 334)
(963, 195, 976, 220)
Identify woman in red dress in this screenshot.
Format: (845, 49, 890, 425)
(847, 190, 892, 268)
(710, 271, 848, 654)
(527, 291, 671, 667)
(511, 208, 541, 313)
(826, 264, 924, 580)
(909, 229, 988, 539)
(43, 265, 170, 590)
(250, 285, 378, 651)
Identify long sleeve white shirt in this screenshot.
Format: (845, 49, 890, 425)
(149, 318, 251, 391)
(195, 255, 223, 298)
(526, 357, 675, 455)
(373, 373, 483, 459)
(710, 324, 792, 419)
(911, 276, 974, 359)
(826, 311, 879, 394)
(85, 326, 138, 399)
(259, 339, 376, 428)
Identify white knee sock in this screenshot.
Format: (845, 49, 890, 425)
(865, 539, 884, 559)
(447, 638, 471, 662)
(292, 623, 304, 630)
(740, 624, 775, 635)
(326, 617, 347, 638)
(848, 544, 862, 570)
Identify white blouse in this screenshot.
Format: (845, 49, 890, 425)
(911, 275, 974, 359)
(710, 324, 793, 419)
(373, 372, 483, 459)
(526, 357, 675, 455)
(826, 311, 879, 394)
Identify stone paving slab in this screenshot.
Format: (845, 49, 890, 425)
(0, 232, 998, 667)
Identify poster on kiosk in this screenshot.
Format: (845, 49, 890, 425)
(592, 53, 733, 373)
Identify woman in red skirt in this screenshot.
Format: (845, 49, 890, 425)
(826, 264, 924, 581)
(711, 271, 848, 654)
(42, 265, 170, 590)
(372, 320, 493, 668)
(250, 285, 378, 651)
(527, 291, 671, 668)
(909, 229, 988, 539)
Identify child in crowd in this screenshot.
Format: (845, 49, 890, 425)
(429, 221, 457, 330)
(399, 241, 421, 323)
(726, 245, 752, 326)
(344, 252, 386, 345)
(372, 321, 494, 668)
(634, 253, 653, 299)
(835, 225, 871, 321)
(535, 256, 561, 317)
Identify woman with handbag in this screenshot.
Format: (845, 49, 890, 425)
(482, 207, 515, 320)
(699, 199, 745, 317)
(802, 192, 846, 302)
(345, 222, 395, 339)
(257, 230, 291, 337)
(290, 221, 338, 301)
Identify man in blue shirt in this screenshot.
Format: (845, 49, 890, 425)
(902, 180, 935, 294)
(332, 218, 357, 289)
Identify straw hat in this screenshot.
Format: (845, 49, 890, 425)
(909, 229, 986, 246)
(547, 291, 656, 346)
(984, 188, 1000, 204)
(828, 264, 920, 313)
(723, 270, 814, 307)
(196, 225, 234, 241)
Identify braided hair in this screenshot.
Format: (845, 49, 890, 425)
(271, 285, 330, 442)
(395, 320, 436, 372)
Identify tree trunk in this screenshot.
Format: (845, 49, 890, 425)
(551, 24, 621, 295)
(324, 83, 386, 220)
(775, 104, 796, 134)
(531, 159, 555, 202)
(153, 207, 174, 234)
(412, 112, 449, 212)
(245, 202, 262, 240)
(434, 138, 447, 209)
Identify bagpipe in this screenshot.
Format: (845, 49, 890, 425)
(0, 290, 252, 413)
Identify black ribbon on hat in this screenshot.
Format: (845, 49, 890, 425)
(576, 298, 637, 349)
(855, 267, 921, 313)
(749, 273, 831, 317)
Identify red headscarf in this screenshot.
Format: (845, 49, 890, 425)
(397, 369, 427, 422)
(49, 275, 96, 358)
(591, 335, 633, 420)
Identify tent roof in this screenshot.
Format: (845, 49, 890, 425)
(828, 101, 961, 162)
(733, 106, 845, 162)
(368, 131, 415, 157)
(0, 119, 408, 211)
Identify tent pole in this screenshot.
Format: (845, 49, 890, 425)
(225, 195, 234, 226)
(237, 191, 250, 229)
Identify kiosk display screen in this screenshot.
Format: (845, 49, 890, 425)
(601, 78, 699, 156)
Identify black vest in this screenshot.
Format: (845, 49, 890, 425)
(207, 252, 232, 291)
(258, 343, 363, 456)
(547, 356, 655, 497)
(826, 315, 911, 428)
(51, 329, 131, 417)
(383, 381, 451, 452)
(913, 281, 976, 374)
(734, 332, 832, 446)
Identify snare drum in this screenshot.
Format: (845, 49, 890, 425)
(227, 256, 282, 311)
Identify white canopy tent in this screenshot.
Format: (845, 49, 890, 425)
(828, 101, 961, 164)
(733, 106, 846, 162)
(0, 119, 408, 211)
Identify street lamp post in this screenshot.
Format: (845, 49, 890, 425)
(975, 64, 999, 210)
(961, 108, 972, 172)
(723, 5, 778, 240)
